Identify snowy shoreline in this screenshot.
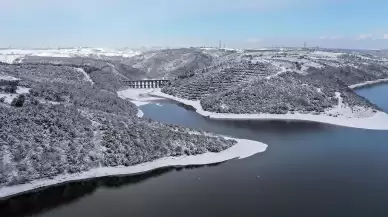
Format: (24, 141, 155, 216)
(148, 89, 388, 130)
(118, 88, 162, 117)
(0, 138, 267, 200)
(349, 78, 388, 89)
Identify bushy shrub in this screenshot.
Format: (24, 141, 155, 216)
(11, 94, 26, 107)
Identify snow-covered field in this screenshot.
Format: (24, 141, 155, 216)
(0, 48, 141, 64)
(149, 90, 388, 130)
(0, 137, 267, 199)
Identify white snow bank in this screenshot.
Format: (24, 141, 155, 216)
(118, 88, 164, 107)
(0, 74, 19, 81)
(118, 88, 162, 102)
(130, 100, 151, 107)
(349, 78, 388, 89)
(150, 90, 388, 131)
(0, 137, 267, 199)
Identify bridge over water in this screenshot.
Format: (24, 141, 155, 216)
(123, 79, 171, 88)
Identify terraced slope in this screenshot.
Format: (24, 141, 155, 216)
(164, 62, 276, 100)
(162, 50, 388, 115)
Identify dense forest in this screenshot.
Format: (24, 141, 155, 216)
(0, 60, 235, 188)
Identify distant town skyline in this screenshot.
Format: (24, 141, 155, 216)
(1, 0, 388, 49)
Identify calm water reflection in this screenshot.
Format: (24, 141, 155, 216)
(1, 85, 388, 217)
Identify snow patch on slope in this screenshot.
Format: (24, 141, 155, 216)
(75, 68, 94, 85)
(266, 66, 287, 79)
(0, 87, 30, 104)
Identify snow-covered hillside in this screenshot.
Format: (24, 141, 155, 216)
(2, 47, 388, 129)
(123, 48, 215, 79)
(161, 48, 388, 129)
(0, 59, 249, 198)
